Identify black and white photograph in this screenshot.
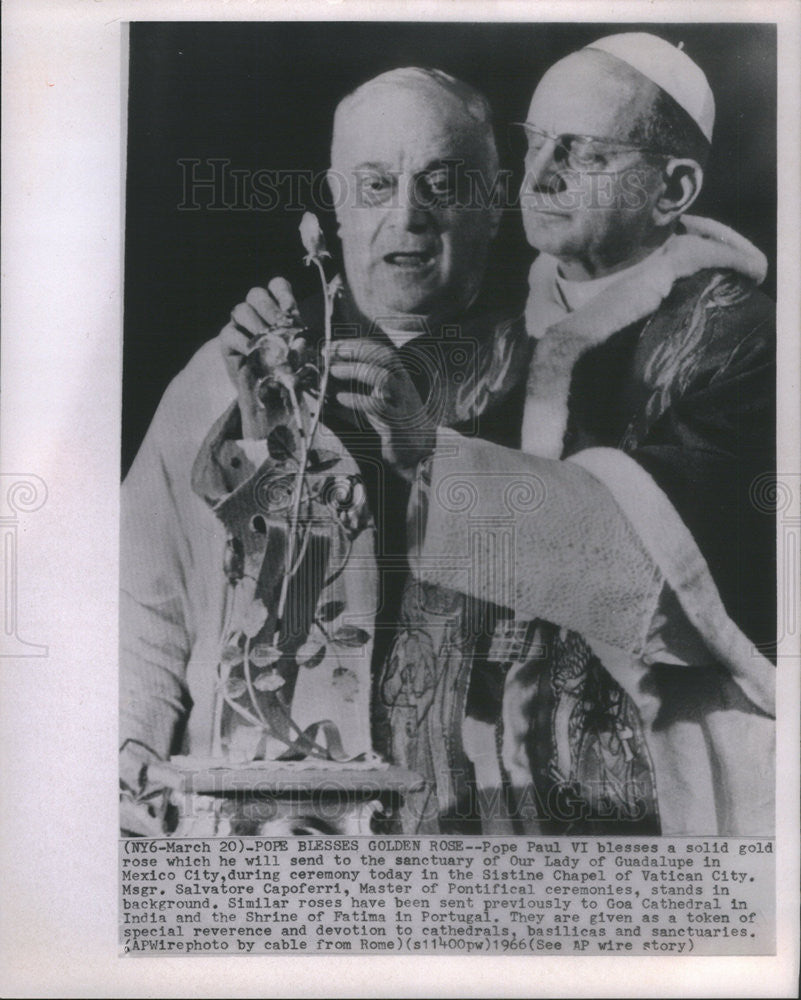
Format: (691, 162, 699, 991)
(2, 1, 799, 995)
(121, 21, 776, 839)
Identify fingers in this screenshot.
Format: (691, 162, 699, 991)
(244, 286, 282, 327)
(267, 277, 300, 318)
(329, 360, 388, 393)
(327, 341, 399, 400)
(220, 321, 255, 359)
(332, 390, 385, 423)
(328, 338, 396, 368)
(238, 279, 300, 331)
(231, 300, 274, 336)
(220, 281, 301, 434)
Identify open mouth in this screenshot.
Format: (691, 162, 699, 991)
(522, 198, 571, 216)
(530, 208, 570, 217)
(383, 251, 435, 269)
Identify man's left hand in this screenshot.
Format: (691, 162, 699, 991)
(328, 339, 436, 481)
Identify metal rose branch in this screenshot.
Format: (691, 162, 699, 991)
(211, 212, 369, 763)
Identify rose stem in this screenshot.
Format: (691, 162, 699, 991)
(243, 634, 269, 726)
(275, 257, 333, 627)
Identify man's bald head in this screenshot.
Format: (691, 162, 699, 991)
(538, 48, 710, 167)
(331, 67, 499, 178)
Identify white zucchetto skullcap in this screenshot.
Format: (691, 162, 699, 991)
(586, 33, 715, 143)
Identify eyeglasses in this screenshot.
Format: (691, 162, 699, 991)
(512, 122, 670, 173)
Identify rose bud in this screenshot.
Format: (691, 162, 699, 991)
(299, 212, 331, 263)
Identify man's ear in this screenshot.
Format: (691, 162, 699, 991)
(652, 159, 703, 227)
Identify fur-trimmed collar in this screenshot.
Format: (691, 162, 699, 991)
(521, 216, 767, 458)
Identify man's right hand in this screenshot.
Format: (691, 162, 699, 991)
(220, 278, 302, 438)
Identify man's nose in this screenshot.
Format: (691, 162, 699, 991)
(521, 140, 566, 196)
(394, 176, 430, 232)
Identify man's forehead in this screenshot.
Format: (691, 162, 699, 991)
(332, 84, 484, 169)
(527, 50, 655, 139)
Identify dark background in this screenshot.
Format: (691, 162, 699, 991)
(123, 21, 777, 476)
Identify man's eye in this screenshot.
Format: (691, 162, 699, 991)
(358, 174, 393, 202)
(427, 171, 451, 194)
(566, 141, 607, 170)
(419, 170, 456, 204)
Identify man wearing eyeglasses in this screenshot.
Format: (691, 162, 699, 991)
(362, 35, 775, 836)
(515, 40, 712, 286)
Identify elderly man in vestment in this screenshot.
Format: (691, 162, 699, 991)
(119, 67, 531, 833)
(353, 36, 775, 836)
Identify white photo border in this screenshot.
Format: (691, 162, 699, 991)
(1, 1, 798, 996)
